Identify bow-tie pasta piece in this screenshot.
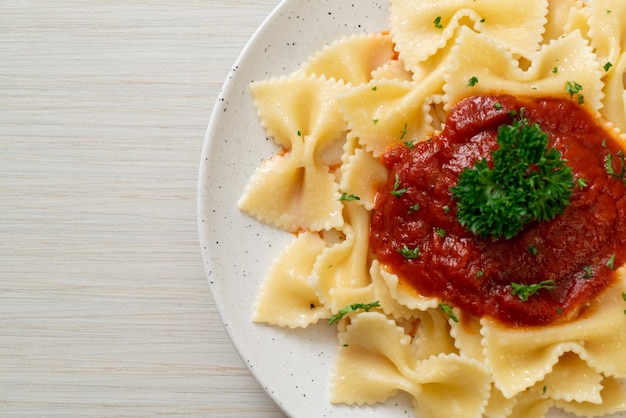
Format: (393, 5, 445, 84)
(555, 376, 626, 417)
(330, 312, 491, 418)
(248, 73, 348, 165)
(337, 79, 435, 158)
(540, 352, 603, 404)
(239, 74, 348, 232)
(481, 271, 626, 399)
(238, 153, 342, 232)
(253, 231, 328, 328)
(389, 0, 549, 74)
(443, 27, 604, 113)
(298, 32, 396, 85)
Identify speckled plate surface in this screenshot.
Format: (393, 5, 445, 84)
(197, 1, 623, 417)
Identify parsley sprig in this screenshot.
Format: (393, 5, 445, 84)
(450, 115, 574, 239)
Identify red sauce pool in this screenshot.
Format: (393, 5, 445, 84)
(370, 95, 626, 326)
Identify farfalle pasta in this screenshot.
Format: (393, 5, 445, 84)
(442, 27, 604, 113)
(239, 0, 626, 417)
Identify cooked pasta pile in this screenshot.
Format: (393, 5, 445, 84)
(238, 0, 626, 417)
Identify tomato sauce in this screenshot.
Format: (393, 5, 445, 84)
(370, 95, 626, 326)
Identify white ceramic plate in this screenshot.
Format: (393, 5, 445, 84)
(198, 1, 625, 417)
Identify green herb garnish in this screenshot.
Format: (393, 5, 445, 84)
(466, 76, 479, 87)
(400, 122, 408, 140)
(434, 16, 443, 28)
(565, 81, 582, 97)
(606, 253, 616, 270)
(605, 150, 626, 183)
(398, 244, 420, 259)
(565, 81, 584, 103)
(439, 302, 459, 322)
(450, 116, 574, 239)
(339, 193, 360, 202)
(511, 280, 556, 301)
(391, 173, 407, 197)
(329, 301, 380, 325)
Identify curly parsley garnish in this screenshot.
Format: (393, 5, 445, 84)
(511, 280, 556, 302)
(450, 116, 574, 239)
(328, 301, 380, 325)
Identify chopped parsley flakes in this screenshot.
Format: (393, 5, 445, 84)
(329, 301, 380, 325)
(511, 280, 556, 302)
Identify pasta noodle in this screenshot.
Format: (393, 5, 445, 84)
(239, 0, 626, 417)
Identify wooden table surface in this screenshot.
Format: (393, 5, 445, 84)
(1, 1, 285, 416)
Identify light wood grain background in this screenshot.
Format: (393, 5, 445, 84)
(1, 1, 285, 416)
